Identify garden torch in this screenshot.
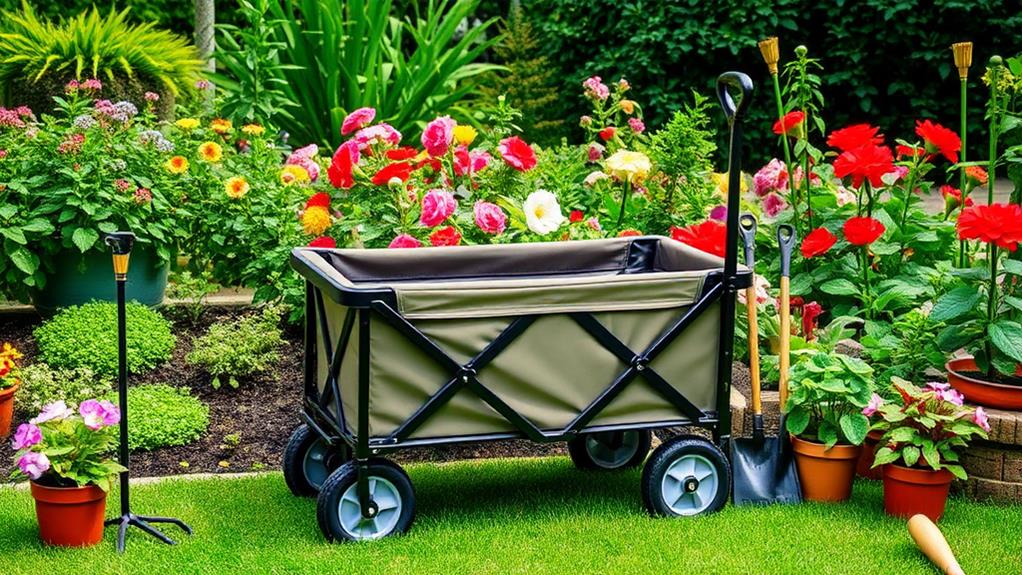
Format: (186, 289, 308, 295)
(103, 231, 192, 554)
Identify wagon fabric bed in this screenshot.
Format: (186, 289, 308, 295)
(283, 71, 755, 542)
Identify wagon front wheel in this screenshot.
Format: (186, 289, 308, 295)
(568, 429, 652, 470)
(317, 459, 416, 542)
(641, 435, 730, 517)
(283, 424, 349, 497)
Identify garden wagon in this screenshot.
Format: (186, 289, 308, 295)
(283, 72, 755, 542)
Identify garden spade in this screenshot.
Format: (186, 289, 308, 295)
(730, 221, 801, 506)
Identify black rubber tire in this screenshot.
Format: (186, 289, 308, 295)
(316, 458, 416, 542)
(641, 435, 730, 517)
(282, 424, 349, 497)
(568, 429, 652, 470)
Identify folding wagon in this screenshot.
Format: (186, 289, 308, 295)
(284, 72, 754, 542)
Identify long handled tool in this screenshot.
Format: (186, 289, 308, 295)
(908, 514, 966, 575)
(731, 217, 801, 505)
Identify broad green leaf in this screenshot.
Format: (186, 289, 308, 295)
(929, 285, 981, 322)
(819, 278, 859, 296)
(71, 227, 99, 253)
(936, 323, 977, 352)
(0, 205, 16, 220)
(922, 442, 941, 470)
(9, 247, 38, 275)
(21, 219, 54, 234)
(945, 464, 967, 480)
(989, 321, 1022, 364)
(1001, 258, 1022, 276)
(873, 446, 900, 466)
(902, 445, 921, 467)
(818, 422, 839, 449)
(0, 227, 27, 244)
(839, 413, 869, 445)
(785, 407, 810, 436)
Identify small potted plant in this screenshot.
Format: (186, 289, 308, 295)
(0, 343, 22, 438)
(9, 399, 125, 546)
(869, 378, 989, 522)
(785, 349, 874, 502)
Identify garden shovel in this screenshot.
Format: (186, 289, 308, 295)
(730, 220, 802, 506)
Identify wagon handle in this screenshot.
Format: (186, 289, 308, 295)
(739, 214, 757, 270)
(716, 71, 754, 123)
(717, 71, 754, 282)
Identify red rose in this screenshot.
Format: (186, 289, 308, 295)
(429, 225, 462, 247)
(305, 192, 331, 209)
(833, 144, 894, 188)
(386, 147, 419, 161)
(569, 210, 584, 223)
(801, 227, 838, 259)
(617, 229, 642, 237)
(915, 120, 961, 163)
(670, 221, 726, 258)
(896, 144, 923, 159)
(308, 236, 337, 248)
(772, 111, 805, 136)
(497, 136, 537, 171)
(957, 203, 1022, 251)
(371, 162, 413, 186)
(843, 216, 886, 246)
(599, 127, 616, 141)
(826, 124, 883, 152)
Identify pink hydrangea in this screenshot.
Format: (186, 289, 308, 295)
(588, 143, 604, 162)
(341, 107, 376, 135)
(762, 192, 787, 218)
(388, 234, 422, 248)
(11, 423, 41, 450)
(753, 159, 788, 197)
(353, 123, 402, 149)
(582, 76, 610, 101)
(973, 406, 991, 432)
(628, 117, 645, 134)
(419, 189, 457, 227)
(862, 393, 884, 417)
(473, 201, 506, 235)
(421, 116, 456, 157)
(18, 452, 49, 480)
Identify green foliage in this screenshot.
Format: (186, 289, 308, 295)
(784, 350, 875, 448)
(164, 270, 221, 325)
(647, 92, 718, 223)
(861, 311, 946, 385)
(186, 307, 284, 389)
(105, 384, 209, 451)
(14, 363, 112, 419)
(34, 301, 175, 378)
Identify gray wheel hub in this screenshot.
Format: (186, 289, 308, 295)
(660, 454, 718, 516)
(585, 431, 640, 469)
(338, 477, 402, 540)
(302, 440, 332, 490)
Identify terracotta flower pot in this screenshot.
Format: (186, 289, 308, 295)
(855, 429, 884, 480)
(0, 383, 17, 439)
(30, 481, 107, 547)
(883, 464, 954, 522)
(791, 435, 862, 502)
(946, 357, 1022, 410)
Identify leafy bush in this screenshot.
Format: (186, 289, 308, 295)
(104, 384, 208, 451)
(784, 350, 875, 448)
(34, 301, 175, 378)
(14, 362, 113, 419)
(186, 307, 284, 389)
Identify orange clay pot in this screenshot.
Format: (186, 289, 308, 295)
(856, 430, 884, 480)
(791, 435, 862, 502)
(883, 464, 954, 523)
(30, 481, 107, 547)
(0, 383, 17, 439)
(946, 357, 1022, 410)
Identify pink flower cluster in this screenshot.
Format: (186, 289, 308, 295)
(0, 106, 33, 128)
(79, 399, 120, 430)
(925, 381, 964, 406)
(66, 78, 103, 93)
(57, 133, 86, 155)
(583, 76, 610, 101)
(341, 107, 375, 135)
(453, 146, 491, 177)
(286, 144, 321, 182)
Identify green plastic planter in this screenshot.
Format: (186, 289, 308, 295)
(32, 245, 169, 314)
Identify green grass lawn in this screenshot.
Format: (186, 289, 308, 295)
(1, 456, 1020, 574)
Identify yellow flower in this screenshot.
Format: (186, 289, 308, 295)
(452, 124, 477, 146)
(166, 155, 189, 174)
(198, 141, 223, 162)
(175, 118, 200, 130)
(301, 205, 333, 235)
(225, 176, 249, 199)
(619, 99, 636, 114)
(1, 343, 22, 361)
(605, 150, 651, 183)
(242, 123, 265, 136)
(280, 165, 310, 186)
(711, 172, 749, 197)
(210, 118, 233, 134)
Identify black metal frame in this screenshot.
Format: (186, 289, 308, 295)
(291, 71, 754, 520)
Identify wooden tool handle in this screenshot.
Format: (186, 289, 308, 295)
(908, 515, 965, 575)
(778, 276, 790, 409)
(745, 287, 762, 415)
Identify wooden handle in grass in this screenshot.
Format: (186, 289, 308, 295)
(908, 515, 965, 575)
(745, 287, 762, 416)
(778, 276, 790, 409)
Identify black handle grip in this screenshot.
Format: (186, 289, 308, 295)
(777, 224, 796, 278)
(739, 213, 757, 270)
(104, 231, 136, 255)
(716, 71, 754, 122)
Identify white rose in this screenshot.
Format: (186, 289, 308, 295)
(524, 190, 566, 235)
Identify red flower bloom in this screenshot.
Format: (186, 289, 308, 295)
(940, 185, 973, 210)
(843, 216, 886, 246)
(429, 225, 462, 247)
(569, 210, 584, 223)
(802, 301, 823, 341)
(833, 144, 894, 188)
(305, 192, 332, 209)
(896, 144, 924, 159)
(371, 162, 413, 186)
(327, 141, 358, 189)
(966, 166, 989, 186)
(670, 221, 726, 258)
(915, 120, 961, 163)
(599, 127, 616, 141)
(414, 156, 443, 173)
(801, 227, 838, 259)
(308, 236, 337, 248)
(617, 229, 642, 237)
(497, 136, 537, 171)
(386, 147, 419, 161)
(772, 111, 805, 136)
(957, 203, 1022, 251)
(826, 124, 883, 151)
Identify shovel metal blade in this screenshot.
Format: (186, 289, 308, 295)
(730, 434, 802, 506)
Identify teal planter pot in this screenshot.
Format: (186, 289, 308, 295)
(33, 245, 169, 314)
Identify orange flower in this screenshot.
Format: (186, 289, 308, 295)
(210, 118, 233, 134)
(966, 166, 988, 186)
(198, 141, 223, 162)
(302, 206, 333, 235)
(225, 176, 249, 199)
(166, 155, 189, 174)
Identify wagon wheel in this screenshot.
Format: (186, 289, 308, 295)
(317, 459, 416, 542)
(641, 435, 730, 517)
(568, 430, 652, 470)
(283, 424, 350, 497)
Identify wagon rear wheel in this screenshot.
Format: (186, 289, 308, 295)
(317, 458, 416, 542)
(641, 435, 730, 517)
(568, 429, 652, 470)
(283, 424, 350, 497)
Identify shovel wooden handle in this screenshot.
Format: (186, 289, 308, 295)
(908, 515, 965, 575)
(739, 214, 761, 416)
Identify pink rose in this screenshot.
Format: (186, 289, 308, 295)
(388, 234, 422, 248)
(288, 144, 319, 161)
(18, 452, 49, 480)
(628, 117, 645, 134)
(353, 123, 401, 149)
(11, 423, 41, 450)
(341, 107, 376, 135)
(498, 136, 537, 171)
(762, 192, 787, 218)
(419, 189, 457, 227)
(421, 116, 455, 157)
(454, 146, 492, 176)
(588, 143, 605, 162)
(753, 158, 788, 197)
(474, 201, 507, 235)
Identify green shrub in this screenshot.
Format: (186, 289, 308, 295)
(34, 301, 176, 378)
(104, 384, 209, 451)
(186, 307, 283, 389)
(15, 362, 113, 419)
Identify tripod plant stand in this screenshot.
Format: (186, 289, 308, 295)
(103, 231, 192, 553)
